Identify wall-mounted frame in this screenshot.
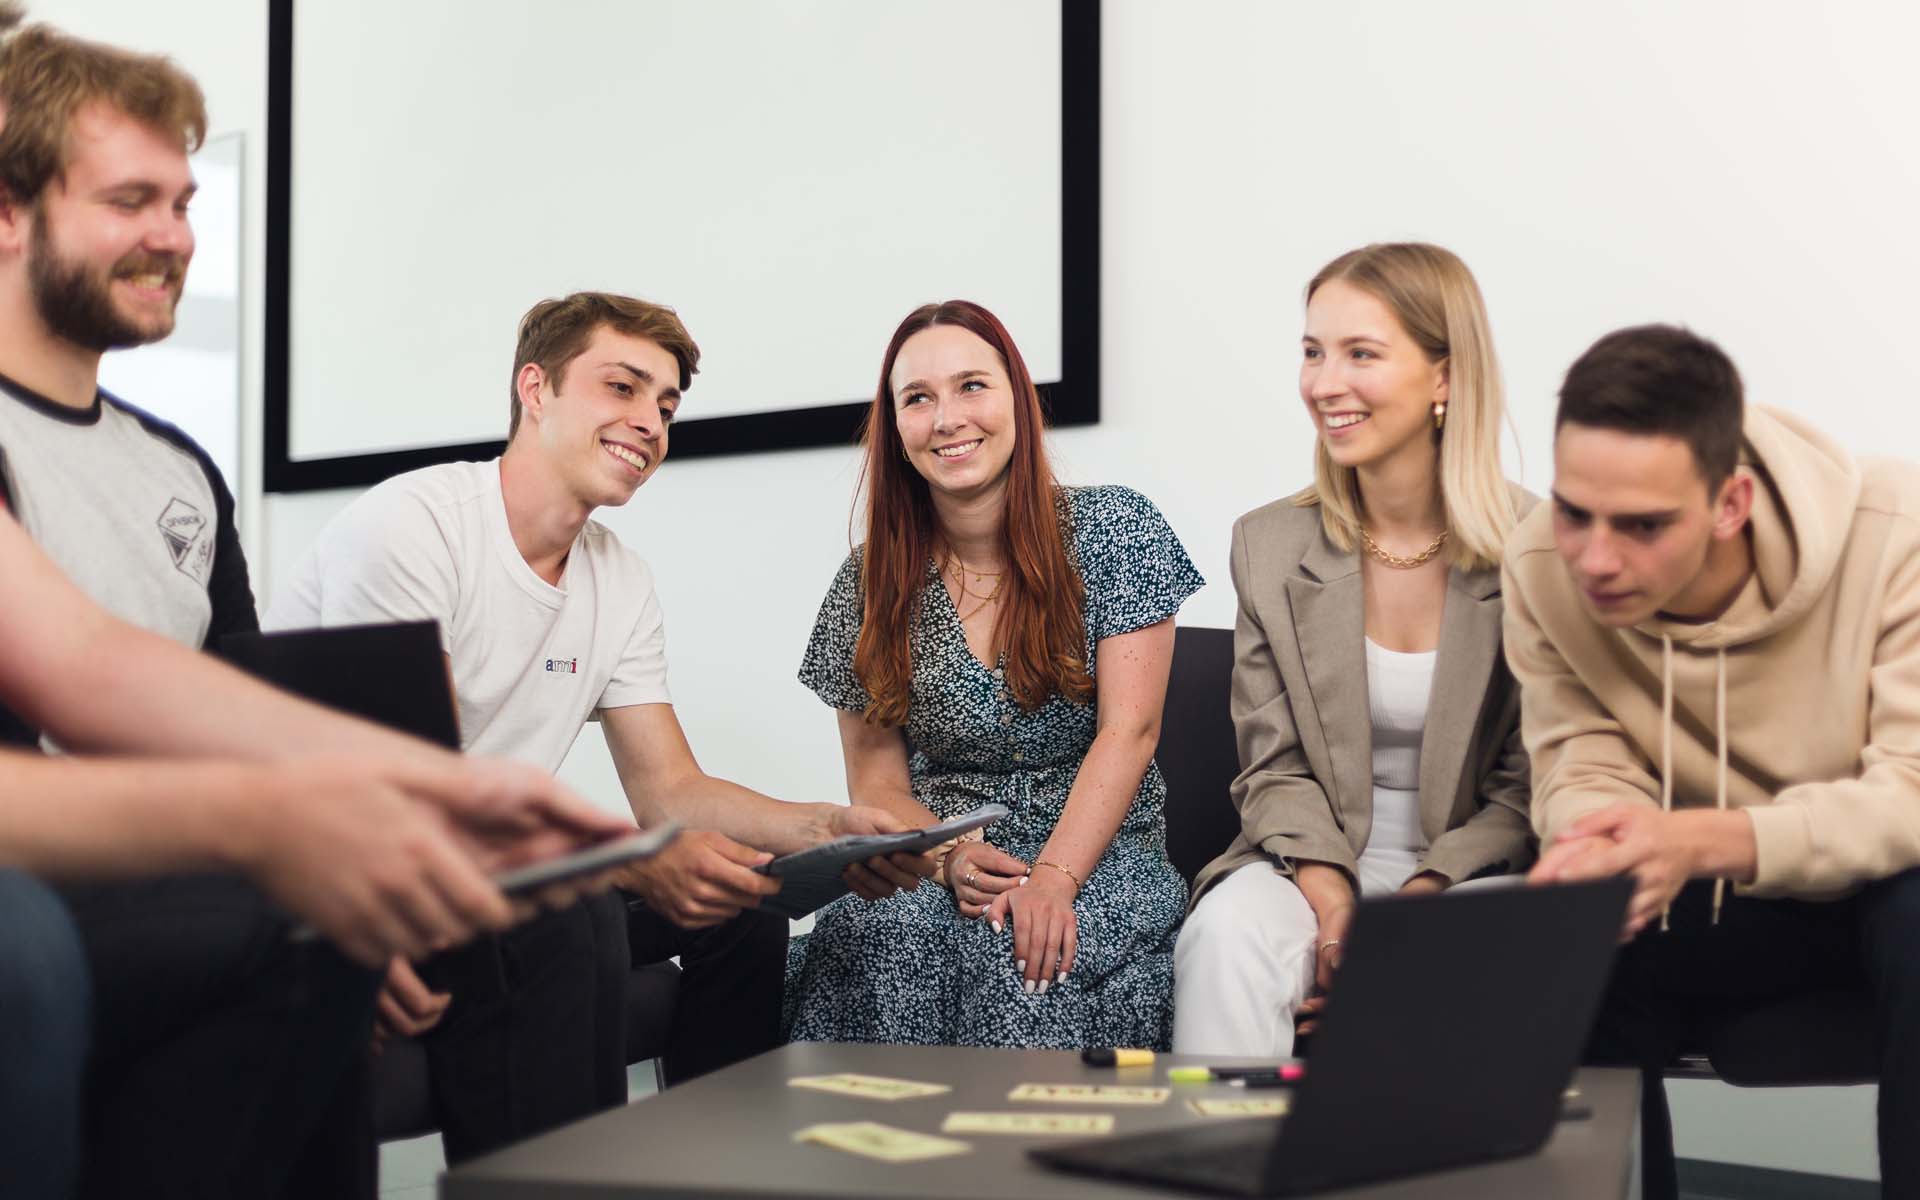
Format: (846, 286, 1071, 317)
(262, 0, 1100, 494)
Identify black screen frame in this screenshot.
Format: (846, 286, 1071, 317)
(262, 0, 1101, 493)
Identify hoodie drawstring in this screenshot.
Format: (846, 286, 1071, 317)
(1713, 644, 1728, 924)
(1657, 634, 1730, 929)
(1659, 636, 1673, 931)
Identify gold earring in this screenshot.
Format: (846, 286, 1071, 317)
(1432, 402, 1446, 432)
(901, 445, 911, 462)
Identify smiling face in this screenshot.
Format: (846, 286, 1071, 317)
(1550, 423, 1747, 626)
(890, 323, 1017, 503)
(20, 102, 196, 352)
(1299, 278, 1447, 475)
(521, 325, 681, 510)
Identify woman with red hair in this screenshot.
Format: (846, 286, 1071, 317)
(784, 301, 1203, 1048)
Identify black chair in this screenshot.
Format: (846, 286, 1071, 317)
(1150, 626, 1878, 1091)
(372, 958, 682, 1142)
(1155, 625, 1240, 888)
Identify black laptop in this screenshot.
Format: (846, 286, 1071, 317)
(218, 620, 460, 750)
(1030, 877, 1630, 1196)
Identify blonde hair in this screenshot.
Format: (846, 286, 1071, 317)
(0, 4, 208, 207)
(1292, 242, 1516, 570)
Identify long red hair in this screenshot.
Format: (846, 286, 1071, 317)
(851, 301, 1092, 726)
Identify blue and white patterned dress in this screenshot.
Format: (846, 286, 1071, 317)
(784, 485, 1205, 1049)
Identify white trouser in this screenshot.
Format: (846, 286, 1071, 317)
(1172, 853, 1518, 1057)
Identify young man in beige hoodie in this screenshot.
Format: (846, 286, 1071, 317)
(1505, 324, 1920, 1199)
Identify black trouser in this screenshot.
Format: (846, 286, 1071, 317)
(415, 891, 630, 1164)
(623, 892, 788, 1086)
(0, 870, 90, 1200)
(1584, 868, 1920, 1200)
(414, 891, 786, 1162)
(54, 874, 381, 1200)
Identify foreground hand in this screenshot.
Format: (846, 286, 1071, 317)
(244, 757, 527, 967)
(374, 956, 452, 1044)
(619, 829, 780, 929)
(947, 841, 1030, 920)
(414, 756, 633, 871)
(1527, 833, 1612, 885)
(1550, 806, 1696, 939)
(995, 868, 1078, 992)
(830, 805, 936, 900)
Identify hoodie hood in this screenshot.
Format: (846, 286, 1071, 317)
(1636, 405, 1862, 650)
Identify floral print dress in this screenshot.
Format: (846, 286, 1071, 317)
(784, 485, 1204, 1050)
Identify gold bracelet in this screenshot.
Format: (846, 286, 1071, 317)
(1032, 860, 1082, 892)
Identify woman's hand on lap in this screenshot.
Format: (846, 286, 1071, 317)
(996, 868, 1077, 992)
(947, 841, 1029, 920)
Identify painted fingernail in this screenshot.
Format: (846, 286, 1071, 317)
(1057, 970, 1068, 984)
(1017, 959, 1027, 972)
(1024, 979, 1036, 995)
(1038, 979, 1049, 994)
(991, 920, 1003, 934)
(1018, 876, 1028, 887)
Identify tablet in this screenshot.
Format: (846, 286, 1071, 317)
(290, 823, 678, 943)
(754, 804, 1009, 919)
(492, 823, 679, 896)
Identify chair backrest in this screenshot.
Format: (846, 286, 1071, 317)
(1155, 626, 1242, 886)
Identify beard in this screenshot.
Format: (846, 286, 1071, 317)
(27, 213, 184, 352)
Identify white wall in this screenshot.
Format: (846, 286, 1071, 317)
(40, 0, 1917, 1182)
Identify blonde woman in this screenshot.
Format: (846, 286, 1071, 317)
(1173, 243, 1535, 1057)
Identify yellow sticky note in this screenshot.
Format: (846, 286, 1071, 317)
(1189, 1097, 1290, 1118)
(788, 1073, 951, 1101)
(794, 1121, 971, 1162)
(941, 1111, 1115, 1136)
(1008, 1083, 1169, 1105)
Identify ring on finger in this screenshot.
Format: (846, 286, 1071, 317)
(964, 868, 979, 889)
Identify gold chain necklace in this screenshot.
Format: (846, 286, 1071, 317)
(945, 551, 1005, 622)
(1359, 526, 1448, 570)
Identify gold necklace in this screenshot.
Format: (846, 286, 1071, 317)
(946, 551, 1005, 622)
(1360, 526, 1448, 569)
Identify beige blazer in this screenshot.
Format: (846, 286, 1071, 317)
(1189, 494, 1537, 907)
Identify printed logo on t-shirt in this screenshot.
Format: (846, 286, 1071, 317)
(156, 497, 213, 585)
(545, 656, 579, 675)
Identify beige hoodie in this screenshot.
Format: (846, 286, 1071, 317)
(1503, 406, 1920, 900)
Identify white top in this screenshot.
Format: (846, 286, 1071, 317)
(266, 459, 671, 771)
(1364, 638, 1436, 854)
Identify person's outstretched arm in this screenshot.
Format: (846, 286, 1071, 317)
(0, 509, 630, 961)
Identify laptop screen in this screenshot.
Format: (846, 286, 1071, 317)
(218, 621, 461, 751)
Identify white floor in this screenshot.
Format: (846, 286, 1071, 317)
(377, 1061, 662, 1197)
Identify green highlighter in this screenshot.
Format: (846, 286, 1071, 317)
(1168, 1063, 1304, 1084)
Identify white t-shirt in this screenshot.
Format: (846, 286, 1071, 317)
(266, 458, 671, 771)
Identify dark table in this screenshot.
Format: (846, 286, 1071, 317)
(442, 1042, 1638, 1199)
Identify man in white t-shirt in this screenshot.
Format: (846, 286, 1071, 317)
(268, 292, 918, 1161)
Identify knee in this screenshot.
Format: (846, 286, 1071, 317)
(695, 901, 786, 948)
(0, 873, 90, 1058)
(1176, 894, 1259, 967)
(1176, 879, 1313, 971)
(1865, 868, 1920, 969)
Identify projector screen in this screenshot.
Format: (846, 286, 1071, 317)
(264, 0, 1098, 492)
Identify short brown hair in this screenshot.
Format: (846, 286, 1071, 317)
(0, 4, 208, 207)
(1556, 324, 1744, 490)
(508, 292, 700, 439)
